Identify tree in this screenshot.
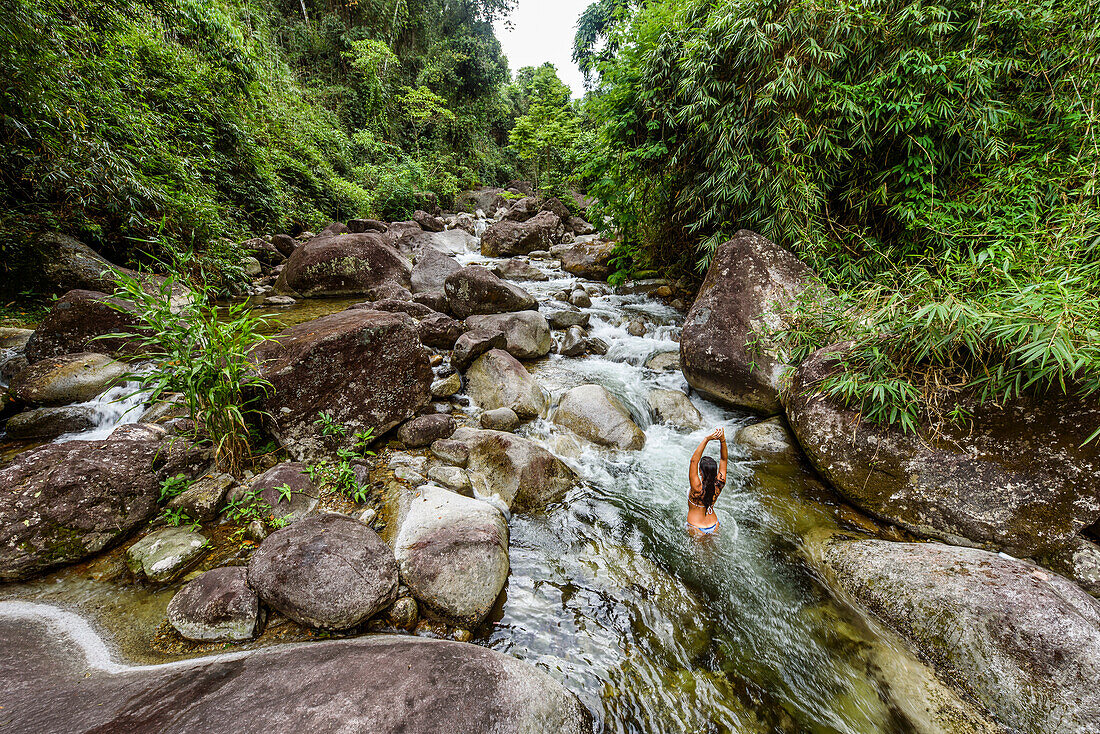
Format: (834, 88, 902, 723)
(507, 64, 580, 196)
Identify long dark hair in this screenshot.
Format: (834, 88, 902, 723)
(698, 456, 718, 513)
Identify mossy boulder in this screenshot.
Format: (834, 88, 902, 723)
(274, 231, 412, 298)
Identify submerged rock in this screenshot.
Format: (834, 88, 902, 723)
(465, 349, 549, 418)
(680, 229, 816, 413)
(274, 231, 412, 298)
(10, 352, 128, 406)
(0, 608, 593, 734)
(394, 485, 508, 626)
(167, 566, 263, 642)
(247, 514, 398, 631)
(125, 526, 208, 584)
(0, 438, 205, 581)
(554, 384, 646, 450)
(819, 538, 1100, 734)
(253, 309, 432, 460)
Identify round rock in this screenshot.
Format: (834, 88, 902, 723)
(167, 566, 262, 642)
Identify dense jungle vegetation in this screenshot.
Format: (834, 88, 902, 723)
(577, 0, 1100, 430)
(0, 0, 585, 292)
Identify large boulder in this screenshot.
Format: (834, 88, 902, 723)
(553, 384, 646, 450)
(646, 389, 703, 430)
(465, 349, 549, 418)
(465, 311, 551, 360)
(555, 239, 616, 281)
(454, 186, 508, 214)
(398, 229, 476, 258)
(0, 438, 204, 581)
(247, 514, 399, 631)
(3, 405, 98, 439)
(481, 212, 565, 258)
(819, 538, 1100, 734)
(394, 486, 508, 626)
(451, 428, 577, 511)
(23, 290, 140, 362)
(167, 566, 263, 642)
(31, 232, 123, 294)
(680, 229, 815, 413)
(416, 313, 464, 350)
(502, 196, 542, 222)
(444, 266, 537, 319)
(492, 258, 548, 282)
(253, 309, 432, 459)
(452, 329, 507, 372)
(786, 344, 1100, 568)
(410, 247, 461, 294)
(0, 606, 593, 734)
(274, 232, 412, 298)
(10, 353, 128, 406)
(125, 526, 208, 584)
(398, 414, 456, 448)
(412, 209, 444, 232)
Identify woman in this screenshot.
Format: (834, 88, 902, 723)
(688, 427, 727, 536)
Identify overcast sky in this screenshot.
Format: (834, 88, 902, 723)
(493, 0, 592, 97)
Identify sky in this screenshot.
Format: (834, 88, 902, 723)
(493, 0, 592, 98)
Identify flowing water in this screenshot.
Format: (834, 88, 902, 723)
(0, 221, 957, 733)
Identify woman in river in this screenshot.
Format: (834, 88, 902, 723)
(688, 427, 727, 536)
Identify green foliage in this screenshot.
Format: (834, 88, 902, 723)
(507, 64, 586, 198)
(103, 250, 271, 472)
(158, 474, 192, 503)
(161, 507, 198, 528)
(582, 0, 1100, 430)
(304, 424, 375, 503)
(314, 410, 347, 439)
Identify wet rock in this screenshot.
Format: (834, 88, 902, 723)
(786, 344, 1100, 565)
(431, 373, 462, 398)
(227, 462, 321, 524)
(647, 389, 703, 430)
(455, 186, 508, 214)
(492, 257, 548, 281)
(546, 307, 590, 330)
(263, 295, 296, 307)
(0, 610, 593, 734)
(554, 384, 646, 450)
(271, 233, 298, 257)
(681, 229, 816, 413)
(585, 337, 610, 356)
(466, 349, 549, 418)
(626, 319, 646, 337)
(125, 526, 208, 584)
(452, 427, 577, 511)
(417, 313, 464, 350)
(23, 290, 139, 362)
(167, 566, 262, 642)
(452, 328, 507, 372)
(3, 405, 97, 439)
(569, 289, 592, 308)
(431, 439, 469, 467)
(558, 326, 587, 357)
(386, 596, 418, 630)
(394, 486, 508, 626)
(737, 417, 796, 455)
(465, 311, 551, 360)
(481, 212, 565, 257)
(247, 514, 399, 631)
(0, 442, 208, 588)
(427, 465, 472, 494)
(167, 472, 236, 523)
(555, 239, 616, 281)
(444, 265, 537, 319)
(819, 538, 1100, 734)
(645, 350, 680, 371)
(253, 309, 432, 460)
(348, 218, 388, 233)
(10, 352, 128, 406)
(274, 232, 412, 297)
(480, 406, 519, 432)
(502, 196, 542, 222)
(398, 414, 456, 448)
(412, 210, 444, 232)
(410, 247, 461, 293)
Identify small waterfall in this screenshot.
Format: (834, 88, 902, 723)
(54, 378, 152, 443)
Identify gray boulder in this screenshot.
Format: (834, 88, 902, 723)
(558, 326, 587, 357)
(680, 229, 816, 413)
(454, 186, 508, 214)
(247, 514, 399, 631)
(394, 486, 508, 625)
(125, 526, 208, 584)
(227, 462, 319, 524)
(4, 405, 97, 439)
(167, 472, 236, 523)
(820, 538, 1100, 734)
(481, 212, 565, 257)
(492, 258, 548, 282)
(347, 218, 388, 233)
(466, 349, 549, 418)
(546, 307, 590, 330)
(398, 413, 456, 448)
(274, 232, 412, 298)
(466, 311, 551, 360)
(501, 196, 541, 222)
(0, 438, 205, 581)
(24, 289, 140, 362)
(452, 428, 577, 511)
(410, 247, 461, 294)
(646, 389, 703, 430)
(737, 416, 797, 455)
(444, 266, 537, 319)
(271, 233, 298, 256)
(253, 309, 432, 460)
(644, 350, 680, 371)
(555, 239, 616, 281)
(167, 566, 262, 642)
(554, 384, 646, 450)
(0, 607, 593, 734)
(480, 407, 519, 432)
(32, 232, 123, 294)
(10, 352, 128, 406)
(417, 312, 465, 350)
(786, 344, 1100, 572)
(452, 328, 507, 372)
(412, 210, 444, 232)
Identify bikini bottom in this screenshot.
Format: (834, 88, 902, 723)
(688, 519, 719, 535)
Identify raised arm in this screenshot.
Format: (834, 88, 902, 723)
(718, 429, 728, 485)
(689, 433, 710, 494)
